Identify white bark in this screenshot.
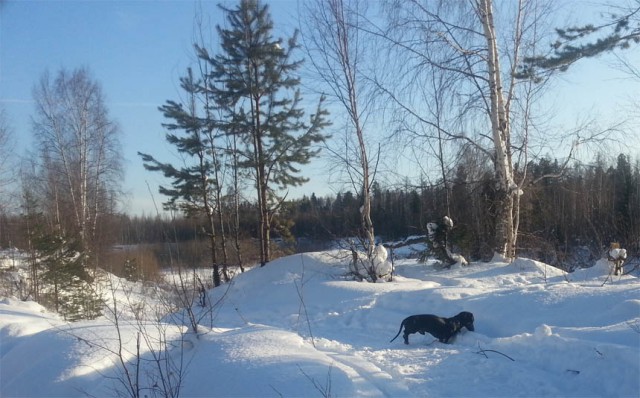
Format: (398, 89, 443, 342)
(32, 68, 121, 257)
(305, 0, 376, 262)
(476, 0, 517, 259)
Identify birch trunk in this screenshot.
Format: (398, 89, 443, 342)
(307, 0, 376, 268)
(478, 0, 516, 260)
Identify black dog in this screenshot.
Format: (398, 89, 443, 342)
(390, 311, 475, 344)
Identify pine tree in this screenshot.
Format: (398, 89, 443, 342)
(123, 258, 139, 282)
(35, 226, 102, 321)
(613, 154, 633, 244)
(139, 68, 225, 287)
(517, 5, 640, 81)
(21, 183, 101, 320)
(203, 0, 330, 266)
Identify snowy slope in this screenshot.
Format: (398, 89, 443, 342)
(1, 252, 639, 397)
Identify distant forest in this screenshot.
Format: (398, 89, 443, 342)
(7, 154, 635, 267)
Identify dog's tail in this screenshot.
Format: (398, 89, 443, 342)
(389, 320, 405, 343)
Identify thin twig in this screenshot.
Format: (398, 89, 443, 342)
(295, 254, 316, 348)
(475, 348, 515, 361)
(476, 342, 515, 361)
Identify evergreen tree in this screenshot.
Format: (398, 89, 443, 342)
(36, 226, 101, 321)
(122, 258, 139, 282)
(517, 4, 640, 80)
(139, 68, 226, 286)
(614, 154, 634, 244)
(20, 181, 101, 320)
(203, 0, 330, 266)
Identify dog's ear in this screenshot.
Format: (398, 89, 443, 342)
(465, 317, 475, 331)
(466, 312, 475, 331)
(449, 320, 461, 332)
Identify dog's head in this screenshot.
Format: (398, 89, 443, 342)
(453, 311, 475, 331)
(447, 319, 461, 334)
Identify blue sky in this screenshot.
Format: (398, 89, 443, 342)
(0, 0, 309, 215)
(1, 0, 639, 216)
(2, 0, 208, 215)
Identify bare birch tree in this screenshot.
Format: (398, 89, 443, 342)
(368, 0, 555, 260)
(32, 67, 123, 266)
(0, 107, 16, 215)
(476, 0, 519, 259)
(303, 0, 381, 280)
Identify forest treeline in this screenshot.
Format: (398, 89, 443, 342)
(125, 153, 638, 268)
(108, 153, 640, 266)
(3, 153, 633, 271)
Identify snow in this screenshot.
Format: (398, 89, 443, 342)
(610, 248, 628, 260)
(426, 222, 438, 236)
(1, 251, 639, 397)
(442, 216, 453, 228)
(373, 244, 392, 277)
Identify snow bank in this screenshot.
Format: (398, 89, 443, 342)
(1, 252, 638, 397)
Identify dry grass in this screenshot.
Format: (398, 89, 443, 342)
(104, 238, 298, 283)
(104, 244, 162, 281)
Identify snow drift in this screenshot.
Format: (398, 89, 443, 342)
(1, 251, 639, 397)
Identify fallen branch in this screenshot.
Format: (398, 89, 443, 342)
(475, 343, 515, 361)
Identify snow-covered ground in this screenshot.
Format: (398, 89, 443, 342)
(1, 250, 639, 397)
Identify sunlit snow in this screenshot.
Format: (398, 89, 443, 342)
(1, 249, 639, 397)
